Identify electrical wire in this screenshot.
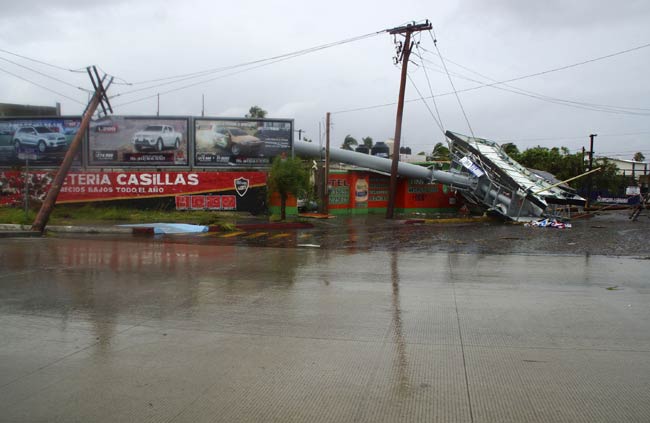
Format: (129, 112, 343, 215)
(428, 30, 475, 138)
(111, 30, 384, 101)
(430, 53, 650, 113)
(416, 49, 650, 115)
(406, 72, 445, 134)
(0, 55, 92, 93)
(415, 43, 445, 133)
(112, 52, 326, 108)
(0, 47, 85, 73)
(415, 55, 650, 116)
(0, 65, 86, 105)
(96, 66, 133, 86)
(334, 38, 650, 116)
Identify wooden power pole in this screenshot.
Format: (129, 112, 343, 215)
(386, 21, 432, 219)
(586, 133, 597, 208)
(32, 66, 113, 233)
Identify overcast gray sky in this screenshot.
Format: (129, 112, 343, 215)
(1, 0, 649, 159)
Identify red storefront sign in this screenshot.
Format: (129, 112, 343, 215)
(0, 171, 266, 204)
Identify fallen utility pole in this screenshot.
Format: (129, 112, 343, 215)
(386, 20, 432, 219)
(533, 167, 602, 195)
(32, 66, 113, 233)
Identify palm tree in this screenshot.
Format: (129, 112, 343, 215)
(341, 135, 358, 150)
(633, 152, 645, 162)
(362, 136, 374, 149)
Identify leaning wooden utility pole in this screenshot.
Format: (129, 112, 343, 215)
(32, 66, 113, 233)
(386, 21, 432, 219)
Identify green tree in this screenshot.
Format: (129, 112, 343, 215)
(501, 142, 520, 159)
(246, 106, 267, 119)
(634, 152, 646, 161)
(431, 142, 450, 161)
(267, 156, 309, 220)
(508, 145, 628, 195)
(341, 135, 358, 150)
(362, 136, 374, 149)
(587, 158, 630, 195)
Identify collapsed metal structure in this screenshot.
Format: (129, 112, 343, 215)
(294, 130, 586, 220)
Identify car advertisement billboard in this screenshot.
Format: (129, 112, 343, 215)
(194, 118, 292, 167)
(0, 117, 82, 167)
(88, 116, 189, 167)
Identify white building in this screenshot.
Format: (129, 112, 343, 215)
(606, 158, 648, 180)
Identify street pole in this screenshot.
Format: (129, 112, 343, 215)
(586, 133, 597, 208)
(24, 157, 29, 216)
(324, 112, 331, 214)
(386, 21, 432, 219)
(32, 67, 113, 233)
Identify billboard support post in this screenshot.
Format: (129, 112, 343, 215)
(32, 67, 113, 233)
(23, 158, 29, 215)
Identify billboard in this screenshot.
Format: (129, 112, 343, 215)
(0, 170, 267, 213)
(0, 117, 82, 166)
(88, 116, 189, 166)
(194, 118, 292, 167)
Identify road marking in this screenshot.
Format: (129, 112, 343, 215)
(245, 232, 267, 239)
(221, 231, 246, 238)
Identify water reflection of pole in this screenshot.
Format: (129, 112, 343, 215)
(391, 251, 410, 394)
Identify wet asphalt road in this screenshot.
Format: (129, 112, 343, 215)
(1, 211, 649, 422)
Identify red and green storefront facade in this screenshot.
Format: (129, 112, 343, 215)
(321, 169, 461, 216)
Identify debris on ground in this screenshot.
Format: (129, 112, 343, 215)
(524, 218, 572, 229)
(119, 223, 208, 234)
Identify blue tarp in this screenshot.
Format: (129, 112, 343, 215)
(119, 223, 208, 234)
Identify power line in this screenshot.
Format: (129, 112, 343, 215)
(417, 59, 650, 116)
(428, 30, 475, 137)
(111, 30, 384, 101)
(334, 39, 650, 116)
(406, 72, 445, 135)
(113, 52, 330, 108)
(0, 47, 85, 73)
(500, 130, 650, 144)
(96, 66, 133, 86)
(432, 53, 650, 113)
(0, 65, 86, 105)
(415, 43, 445, 133)
(0, 55, 92, 93)
(416, 50, 650, 115)
(420, 39, 650, 88)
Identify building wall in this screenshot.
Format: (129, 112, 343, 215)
(326, 169, 460, 216)
(608, 158, 648, 179)
(0, 103, 59, 117)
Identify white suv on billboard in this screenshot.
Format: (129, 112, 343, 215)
(13, 126, 68, 153)
(132, 125, 182, 152)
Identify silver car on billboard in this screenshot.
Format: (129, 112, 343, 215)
(13, 126, 68, 153)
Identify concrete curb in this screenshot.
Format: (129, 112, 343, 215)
(1, 222, 315, 237)
(403, 216, 494, 224)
